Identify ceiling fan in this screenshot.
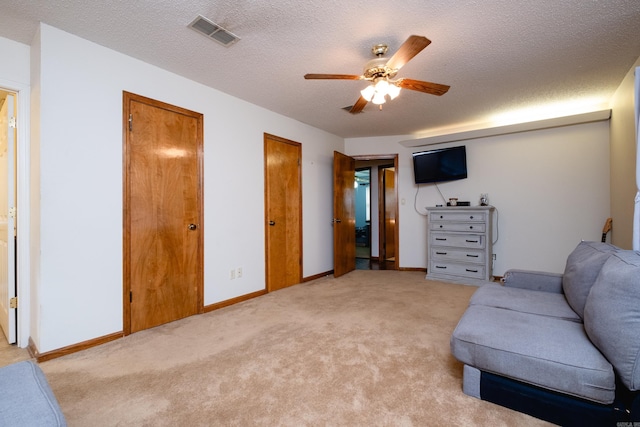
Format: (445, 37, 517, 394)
(304, 35, 450, 114)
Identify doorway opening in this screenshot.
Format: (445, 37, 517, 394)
(354, 167, 374, 270)
(353, 155, 398, 271)
(0, 89, 17, 346)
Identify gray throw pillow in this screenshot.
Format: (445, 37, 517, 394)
(562, 241, 618, 319)
(584, 250, 640, 391)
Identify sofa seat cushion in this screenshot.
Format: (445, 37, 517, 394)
(584, 250, 640, 391)
(470, 283, 581, 322)
(451, 304, 615, 404)
(562, 241, 618, 319)
(0, 360, 66, 426)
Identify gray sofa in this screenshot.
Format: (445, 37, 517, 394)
(450, 241, 640, 426)
(0, 360, 66, 426)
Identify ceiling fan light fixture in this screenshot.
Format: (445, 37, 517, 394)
(361, 78, 401, 104)
(304, 35, 448, 114)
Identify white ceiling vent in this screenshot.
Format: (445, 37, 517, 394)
(188, 15, 240, 47)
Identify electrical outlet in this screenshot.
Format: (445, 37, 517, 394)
(237, 267, 242, 278)
(230, 269, 235, 280)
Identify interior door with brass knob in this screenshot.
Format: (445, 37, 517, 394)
(123, 92, 203, 334)
(264, 134, 302, 292)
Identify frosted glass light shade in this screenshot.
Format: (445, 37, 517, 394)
(360, 85, 375, 101)
(374, 79, 389, 92)
(372, 92, 386, 105)
(388, 84, 401, 99)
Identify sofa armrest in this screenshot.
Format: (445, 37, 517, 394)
(0, 360, 66, 426)
(503, 269, 564, 293)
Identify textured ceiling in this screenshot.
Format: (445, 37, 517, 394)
(1, 0, 639, 138)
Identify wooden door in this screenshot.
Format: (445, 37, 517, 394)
(383, 168, 396, 264)
(333, 151, 355, 277)
(378, 165, 398, 270)
(264, 134, 302, 292)
(123, 92, 203, 334)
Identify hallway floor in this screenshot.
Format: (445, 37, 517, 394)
(0, 336, 32, 368)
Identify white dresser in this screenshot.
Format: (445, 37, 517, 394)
(426, 206, 495, 284)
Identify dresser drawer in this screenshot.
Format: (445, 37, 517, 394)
(430, 233, 485, 249)
(429, 211, 486, 222)
(430, 247, 485, 264)
(430, 222, 486, 233)
(429, 261, 486, 280)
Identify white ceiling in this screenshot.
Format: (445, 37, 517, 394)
(1, 0, 639, 138)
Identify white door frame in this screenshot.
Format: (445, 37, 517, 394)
(0, 78, 30, 348)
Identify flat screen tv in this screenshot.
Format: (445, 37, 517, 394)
(412, 145, 468, 184)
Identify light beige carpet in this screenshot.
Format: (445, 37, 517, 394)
(0, 340, 31, 367)
(40, 270, 552, 426)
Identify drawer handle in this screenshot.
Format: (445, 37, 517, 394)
(439, 225, 443, 228)
(436, 251, 447, 255)
(465, 239, 479, 243)
(436, 265, 447, 269)
(466, 254, 479, 258)
(466, 269, 479, 273)
(436, 238, 447, 241)
(469, 226, 474, 229)
(439, 215, 444, 219)
(469, 216, 474, 219)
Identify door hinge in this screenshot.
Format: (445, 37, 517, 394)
(8, 207, 16, 218)
(9, 117, 16, 128)
(9, 297, 17, 309)
(129, 291, 132, 303)
(128, 114, 133, 131)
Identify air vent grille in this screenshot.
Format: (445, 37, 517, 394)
(188, 15, 240, 47)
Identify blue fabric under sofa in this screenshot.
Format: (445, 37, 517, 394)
(0, 360, 66, 426)
(450, 241, 640, 426)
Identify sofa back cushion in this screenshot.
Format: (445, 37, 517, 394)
(584, 250, 640, 391)
(562, 241, 618, 319)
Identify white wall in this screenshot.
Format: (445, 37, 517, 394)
(345, 121, 610, 275)
(609, 56, 640, 249)
(30, 24, 341, 353)
(0, 36, 29, 86)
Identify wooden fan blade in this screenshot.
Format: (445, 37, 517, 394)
(385, 35, 431, 71)
(349, 96, 368, 114)
(398, 78, 450, 96)
(304, 74, 362, 80)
